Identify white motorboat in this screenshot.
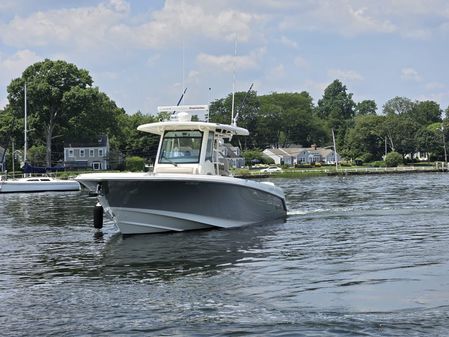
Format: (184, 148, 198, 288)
(76, 105, 286, 234)
(0, 176, 81, 193)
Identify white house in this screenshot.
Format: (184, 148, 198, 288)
(221, 143, 245, 168)
(262, 148, 301, 165)
(263, 145, 340, 166)
(404, 151, 430, 161)
(64, 135, 110, 170)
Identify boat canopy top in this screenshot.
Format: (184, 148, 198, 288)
(137, 105, 249, 138)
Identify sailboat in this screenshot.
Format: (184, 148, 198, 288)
(0, 84, 80, 193)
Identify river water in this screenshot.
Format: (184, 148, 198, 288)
(1, 173, 449, 336)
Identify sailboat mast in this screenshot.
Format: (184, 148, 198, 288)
(332, 128, 338, 171)
(24, 83, 27, 164)
(231, 36, 237, 124)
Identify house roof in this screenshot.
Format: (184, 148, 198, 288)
(264, 148, 299, 157)
(64, 135, 109, 148)
(265, 146, 337, 157)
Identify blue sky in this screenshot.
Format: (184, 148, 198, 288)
(1, 0, 449, 115)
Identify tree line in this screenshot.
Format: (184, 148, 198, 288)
(1, 59, 448, 170)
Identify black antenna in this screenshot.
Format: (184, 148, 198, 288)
(233, 83, 253, 125)
(172, 88, 188, 114)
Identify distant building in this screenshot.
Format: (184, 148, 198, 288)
(63, 135, 110, 170)
(263, 145, 340, 165)
(221, 143, 245, 168)
(404, 151, 430, 161)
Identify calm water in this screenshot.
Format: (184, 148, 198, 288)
(1, 173, 449, 336)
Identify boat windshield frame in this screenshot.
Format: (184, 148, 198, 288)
(158, 130, 203, 165)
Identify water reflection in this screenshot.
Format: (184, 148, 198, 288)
(1, 191, 88, 227)
(98, 223, 284, 282)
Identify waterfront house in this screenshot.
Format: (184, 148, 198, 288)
(404, 151, 430, 161)
(63, 135, 110, 170)
(263, 145, 340, 166)
(222, 143, 245, 168)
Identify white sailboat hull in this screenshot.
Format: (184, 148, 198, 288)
(0, 178, 80, 193)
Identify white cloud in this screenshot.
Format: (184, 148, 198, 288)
(304, 79, 329, 94)
(401, 67, 421, 81)
(294, 56, 308, 68)
(0, 49, 41, 108)
(328, 69, 363, 81)
(267, 64, 286, 79)
(278, 2, 397, 37)
(416, 92, 449, 106)
(0, 0, 264, 54)
(0, 49, 40, 76)
(134, 0, 262, 48)
(401, 28, 432, 40)
(279, 36, 298, 49)
(197, 48, 265, 72)
(272, 0, 449, 39)
(425, 82, 446, 90)
(0, 0, 129, 50)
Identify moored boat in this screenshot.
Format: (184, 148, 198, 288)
(0, 176, 80, 193)
(76, 105, 286, 234)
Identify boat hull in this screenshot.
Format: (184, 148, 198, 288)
(0, 180, 80, 193)
(77, 174, 287, 234)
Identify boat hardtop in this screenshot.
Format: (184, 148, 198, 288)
(137, 105, 249, 138)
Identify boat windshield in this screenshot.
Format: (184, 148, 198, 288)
(159, 130, 203, 164)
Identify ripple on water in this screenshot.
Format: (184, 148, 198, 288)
(1, 173, 449, 336)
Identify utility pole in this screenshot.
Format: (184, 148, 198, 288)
(442, 124, 447, 169)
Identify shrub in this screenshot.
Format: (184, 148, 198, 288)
(125, 156, 145, 172)
(371, 161, 386, 167)
(384, 151, 403, 167)
(360, 153, 374, 163)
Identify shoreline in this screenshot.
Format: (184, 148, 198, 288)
(235, 166, 449, 179)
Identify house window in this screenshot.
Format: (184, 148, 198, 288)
(89, 149, 95, 157)
(68, 149, 74, 157)
(92, 162, 101, 170)
(79, 149, 85, 158)
(98, 149, 104, 157)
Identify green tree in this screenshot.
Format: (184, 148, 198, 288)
(118, 111, 159, 162)
(62, 86, 125, 143)
(409, 100, 442, 125)
(380, 114, 420, 156)
(241, 149, 264, 166)
(344, 114, 386, 161)
(255, 103, 282, 148)
(6, 59, 93, 166)
(209, 90, 260, 149)
(382, 96, 414, 115)
(355, 100, 377, 115)
(316, 80, 355, 148)
(415, 125, 441, 159)
(27, 145, 46, 166)
(259, 92, 326, 148)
